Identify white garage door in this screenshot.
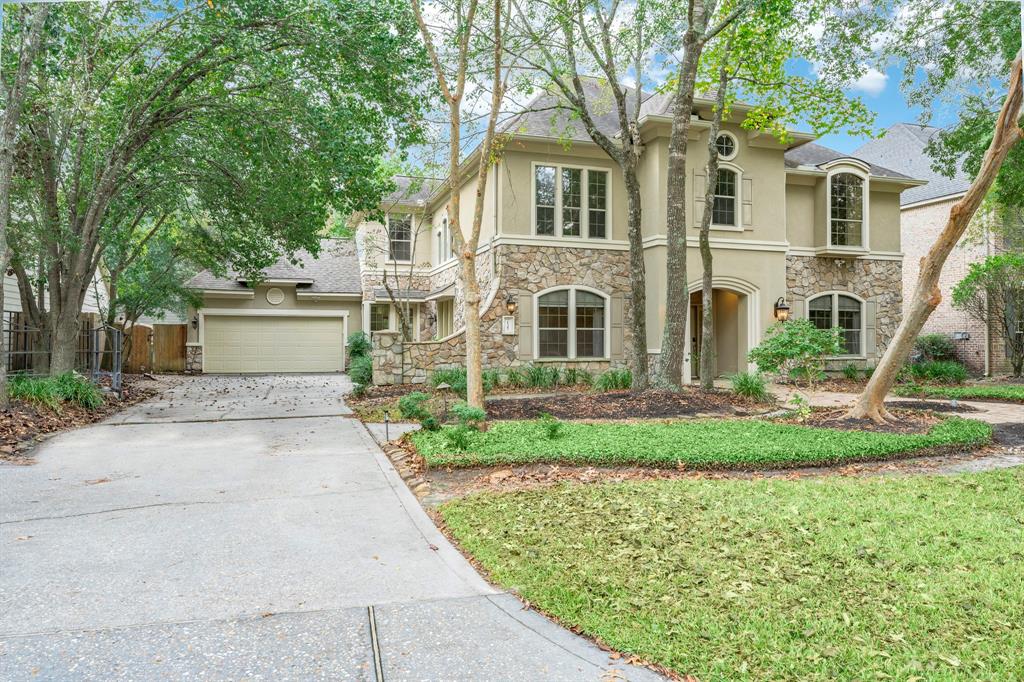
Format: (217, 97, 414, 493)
(204, 315, 345, 373)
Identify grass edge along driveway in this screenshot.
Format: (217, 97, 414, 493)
(895, 383, 1024, 404)
(411, 417, 991, 469)
(441, 470, 1024, 680)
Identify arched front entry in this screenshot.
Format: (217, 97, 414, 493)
(683, 276, 760, 384)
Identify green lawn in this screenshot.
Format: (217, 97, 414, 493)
(411, 417, 991, 469)
(895, 383, 1024, 404)
(441, 471, 1024, 680)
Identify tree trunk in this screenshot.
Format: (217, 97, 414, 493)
(699, 63, 730, 390)
(623, 162, 650, 390)
(848, 52, 1023, 421)
(658, 11, 706, 389)
(49, 310, 80, 375)
(0, 5, 50, 405)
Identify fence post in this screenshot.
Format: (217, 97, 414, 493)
(113, 327, 123, 397)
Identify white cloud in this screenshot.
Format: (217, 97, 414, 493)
(850, 67, 888, 96)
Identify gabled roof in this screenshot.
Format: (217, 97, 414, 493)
(187, 239, 361, 295)
(783, 142, 913, 180)
(383, 176, 444, 208)
(499, 78, 649, 142)
(853, 123, 971, 205)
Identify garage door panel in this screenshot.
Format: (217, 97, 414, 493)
(204, 316, 345, 373)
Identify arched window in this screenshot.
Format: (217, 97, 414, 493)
(713, 168, 738, 227)
(536, 287, 609, 359)
(829, 172, 865, 247)
(808, 293, 864, 355)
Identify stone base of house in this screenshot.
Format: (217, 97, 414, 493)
(185, 344, 202, 373)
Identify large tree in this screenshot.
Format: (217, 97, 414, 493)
(507, 0, 668, 390)
(847, 0, 1022, 420)
(692, 0, 874, 388)
(410, 0, 512, 409)
(0, 3, 49, 405)
(6, 0, 428, 374)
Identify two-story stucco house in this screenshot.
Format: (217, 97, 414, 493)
(184, 85, 924, 380)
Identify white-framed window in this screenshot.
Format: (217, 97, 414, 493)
(436, 216, 454, 264)
(387, 213, 413, 262)
(435, 299, 455, 338)
(828, 170, 867, 248)
(715, 132, 738, 161)
(712, 168, 738, 227)
(808, 292, 865, 356)
(535, 286, 609, 359)
(533, 164, 610, 239)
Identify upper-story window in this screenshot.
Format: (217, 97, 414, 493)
(829, 172, 866, 248)
(808, 292, 864, 356)
(715, 132, 737, 161)
(387, 213, 413, 261)
(534, 164, 609, 239)
(536, 287, 608, 359)
(436, 216, 454, 264)
(713, 169, 738, 227)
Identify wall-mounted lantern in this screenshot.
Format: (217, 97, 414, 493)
(505, 293, 518, 316)
(191, 314, 199, 330)
(773, 297, 791, 322)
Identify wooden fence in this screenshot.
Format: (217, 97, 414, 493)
(123, 323, 186, 373)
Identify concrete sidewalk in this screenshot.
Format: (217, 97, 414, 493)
(0, 375, 663, 681)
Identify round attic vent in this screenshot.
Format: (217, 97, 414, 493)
(266, 287, 285, 305)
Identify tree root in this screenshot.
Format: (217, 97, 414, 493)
(845, 402, 896, 424)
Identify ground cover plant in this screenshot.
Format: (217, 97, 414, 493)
(895, 383, 1024, 404)
(907, 360, 968, 384)
(411, 416, 991, 469)
(485, 388, 766, 420)
(440, 470, 1024, 680)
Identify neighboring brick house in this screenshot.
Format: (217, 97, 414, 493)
(183, 84, 926, 381)
(855, 124, 1009, 375)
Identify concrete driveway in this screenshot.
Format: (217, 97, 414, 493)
(0, 375, 662, 681)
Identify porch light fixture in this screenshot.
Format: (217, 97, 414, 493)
(191, 314, 199, 330)
(505, 293, 518, 316)
(773, 297, 791, 322)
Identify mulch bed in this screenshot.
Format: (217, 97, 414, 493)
(888, 399, 979, 413)
(773, 407, 942, 434)
(485, 388, 771, 421)
(0, 375, 163, 464)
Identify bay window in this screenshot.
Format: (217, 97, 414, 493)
(536, 287, 609, 359)
(829, 172, 866, 248)
(534, 164, 609, 239)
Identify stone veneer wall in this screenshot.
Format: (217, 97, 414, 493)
(185, 344, 202, 373)
(371, 244, 632, 384)
(786, 255, 901, 367)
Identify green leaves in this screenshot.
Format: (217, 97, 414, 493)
(411, 416, 992, 468)
(747, 320, 843, 387)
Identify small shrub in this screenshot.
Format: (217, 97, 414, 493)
(909, 360, 968, 385)
(730, 371, 769, 402)
(537, 412, 564, 440)
(432, 367, 468, 396)
(748, 320, 843, 389)
(350, 382, 367, 399)
(525, 364, 560, 388)
(594, 368, 632, 392)
(443, 425, 474, 451)
(420, 415, 440, 432)
(914, 333, 957, 362)
(347, 331, 371, 360)
(842, 363, 860, 380)
(505, 368, 526, 388)
(562, 367, 593, 387)
(864, 365, 875, 379)
(398, 391, 432, 421)
(482, 369, 501, 393)
(788, 393, 812, 422)
(9, 372, 103, 411)
(451, 401, 487, 430)
(348, 355, 373, 386)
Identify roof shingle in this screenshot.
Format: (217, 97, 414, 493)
(187, 239, 361, 294)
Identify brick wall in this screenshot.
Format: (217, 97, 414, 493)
(901, 198, 1007, 374)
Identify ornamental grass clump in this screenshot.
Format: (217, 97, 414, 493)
(8, 372, 104, 412)
(729, 371, 770, 402)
